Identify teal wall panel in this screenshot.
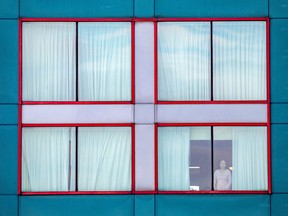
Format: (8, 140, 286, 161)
(270, 0, 288, 18)
(271, 104, 288, 123)
(20, 0, 133, 18)
(0, 126, 18, 194)
(156, 195, 270, 216)
(0, 0, 18, 18)
(0, 195, 18, 216)
(271, 19, 288, 102)
(0, 20, 18, 103)
(0, 105, 18, 124)
(135, 0, 154, 17)
(20, 195, 133, 216)
(271, 124, 288, 193)
(155, 0, 268, 17)
(271, 194, 288, 216)
(135, 195, 154, 216)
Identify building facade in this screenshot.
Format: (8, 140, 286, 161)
(0, 0, 288, 215)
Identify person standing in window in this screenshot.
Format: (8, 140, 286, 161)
(214, 160, 232, 190)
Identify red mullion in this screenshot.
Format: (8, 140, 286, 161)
(154, 22, 158, 104)
(154, 124, 158, 191)
(22, 123, 134, 127)
(18, 105, 22, 195)
(131, 124, 135, 193)
(157, 123, 268, 127)
(22, 101, 132, 105)
(131, 21, 135, 104)
(158, 191, 269, 195)
(157, 100, 268, 105)
(157, 17, 268, 22)
(20, 18, 132, 22)
(22, 191, 132, 196)
(18, 19, 23, 195)
(266, 18, 272, 194)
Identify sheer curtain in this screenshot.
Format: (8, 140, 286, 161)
(158, 127, 190, 190)
(78, 127, 131, 191)
(78, 22, 131, 101)
(232, 127, 267, 190)
(22, 22, 76, 101)
(158, 22, 211, 101)
(22, 127, 75, 191)
(213, 22, 266, 100)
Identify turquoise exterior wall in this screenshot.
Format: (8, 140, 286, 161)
(0, 0, 287, 215)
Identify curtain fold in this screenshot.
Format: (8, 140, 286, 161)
(22, 127, 75, 192)
(213, 21, 266, 100)
(78, 22, 131, 101)
(158, 22, 211, 101)
(158, 127, 190, 190)
(232, 127, 267, 190)
(77, 127, 131, 191)
(23, 22, 76, 101)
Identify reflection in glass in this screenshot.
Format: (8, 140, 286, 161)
(78, 22, 131, 101)
(213, 22, 266, 100)
(158, 22, 211, 101)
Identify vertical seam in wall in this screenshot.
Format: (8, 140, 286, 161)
(154, 195, 157, 216)
(133, 195, 135, 216)
(154, 0, 156, 17)
(18, 0, 20, 17)
(270, 194, 272, 216)
(18, 196, 20, 216)
(133, 0, 135, 18)
(268, 0, 270, 18)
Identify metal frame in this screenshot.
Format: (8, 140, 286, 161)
(19, 18, 135, 105)
(154, 17, 270, 105)
(19, 123, 135, 195)
(155, 123, 271, 194)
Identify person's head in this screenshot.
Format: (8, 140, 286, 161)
(220, 160, 226, 169)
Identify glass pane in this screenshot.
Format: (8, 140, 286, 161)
(158, 22, 211, 101)
(77, 127, 131, 191)
(23, 22, 76, 101)
(213, 127, 267, 191)
(78, 22, 131, 101)
(213, 21, 266, 100)
(158, 127, 211, 191)
(22, 127, 76, 192)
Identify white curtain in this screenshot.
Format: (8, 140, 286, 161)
(158, 22, 211, 101)
(78, 22, 131, 101)
(77, 127, 131, 191)
(22, 127, 75, 192)
(232, 127, 267, 190)
(213, 22, 266, 100)
(158, 127, 190, 190)
(23, 22, 76, 101)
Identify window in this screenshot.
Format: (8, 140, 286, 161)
(157, 125, 268, 192)
(22, 126, 132, 192)
(22, 22, 132, 102)
(157, 21, 267, 102)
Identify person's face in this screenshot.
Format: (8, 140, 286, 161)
(220, 161, 226, 169)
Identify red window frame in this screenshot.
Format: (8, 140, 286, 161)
(155, 122, 271, 194)
(18, 123, 135, 195)
(18, 18, 136, 105)
(154, 17, 270, 105)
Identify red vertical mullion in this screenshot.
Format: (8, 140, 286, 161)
(131, 124, 135, 192)
(18, 19, 23, 195)
(154, 124, 158, 192)
(266, 18, 272, 194)
(131, 22, 135, 104)
(154, 22, 158, 104)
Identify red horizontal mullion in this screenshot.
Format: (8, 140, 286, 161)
(157, 100, 268, 105)
(22, 101, 132, 105)
(157, 123, 268, 127)
(21, 191, 132, 195)
(157, 190, 268, 194)
(22, 123, 134, 127)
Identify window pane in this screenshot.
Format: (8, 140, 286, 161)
(22, 127, 76, 192)
(78, 22, 131, 101)
(23, 22, 76, 101)
(158, 22, 211, 101)
(213, 127, 267, 191)
(77, 127, 131, 191)
(158, 127, 211, 191)
(213, 22, 266, 100)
